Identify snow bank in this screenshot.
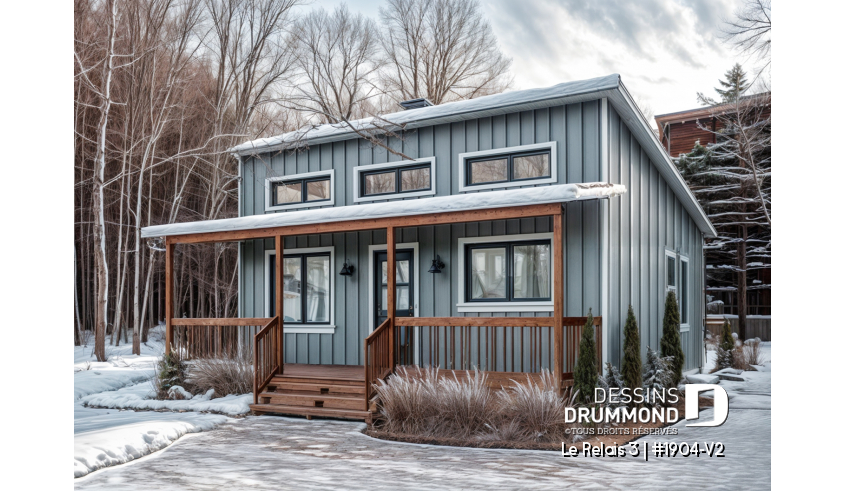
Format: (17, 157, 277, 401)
(75, 368, 156, 401)
(81, 382, 253, 415)
(143, 182, 626, 238)
(74, 411, 230, 477)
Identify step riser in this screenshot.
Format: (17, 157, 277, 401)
(261, 394, 366, 411)
(273, 376, 364, 387)
(269, 382, 365, 395)
(250, 404, 371, 423)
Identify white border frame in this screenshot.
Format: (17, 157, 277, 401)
(664, 249, 690, 333)
(265, 169, 335, 212)
(456, 233, 555, 313)
(353, 158, 437, 203)
(368, 242, 420, 333)
(458, 142, 558, 192)
(265, 246, 336, 334)
(678, 255, 690, 333)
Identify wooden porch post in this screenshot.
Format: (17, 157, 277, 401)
(165, 237, 174, 355)
(276, 235, 284, 375)
(386, 226, 396, 369)
(553, 211, 564, 393)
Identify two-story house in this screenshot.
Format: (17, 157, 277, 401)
(142, 74, 716, 422)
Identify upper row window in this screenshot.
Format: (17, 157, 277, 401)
(273, 177, 330, 206)
(467, 150, 551, 186)
(361, 164, 431, 197)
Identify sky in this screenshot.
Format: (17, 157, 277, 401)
(312, 0, 748, 121)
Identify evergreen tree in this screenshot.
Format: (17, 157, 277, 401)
(715, 319, 735, 371)
(697, 63, 749, 105)
(660, 291, 685, 386)
(573, 309, 598, 404)
(620, 305, 642, 392)
(642, 346, 673, 407)
(720, 320, 734, 352)
(598, 362, 626, 409)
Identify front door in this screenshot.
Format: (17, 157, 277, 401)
(374, 250, 413, 327)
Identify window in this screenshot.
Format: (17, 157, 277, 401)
(265, 170, 334, 211)
(353, 158, 436, 202)
(467, 150, 550, 186)
(458, 142, 557, 192)
(266, 247, 335, 333)
(666, 250, 690, 331)
(466, 240, 551, 303)
(361, 164, 431, 197)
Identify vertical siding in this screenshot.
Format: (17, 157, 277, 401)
(606, 105, 704, 371)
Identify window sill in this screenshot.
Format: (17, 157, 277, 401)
(680, 324, 690, 333)
(455, 302, 553, 313)
(265, 201, 333, 212)
(458, 177, 556, 193)
(282, 324, 336, 334)
(353, 189, 435, 203)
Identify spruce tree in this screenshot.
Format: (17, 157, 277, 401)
(716, 320, 735, 371)
(573, 309, 598, 404)
(643, 346, 673, 408)
(620, 305, 642, 392)
(598, 362, 625, 408)
(714, 63, 749, 103)
(660, 291, 685, 387)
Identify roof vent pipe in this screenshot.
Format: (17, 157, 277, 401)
(398, 98, 434, 110)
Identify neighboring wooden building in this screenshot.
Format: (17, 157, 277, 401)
(655, 94, 771, 157)
(142, 74, 716, 421)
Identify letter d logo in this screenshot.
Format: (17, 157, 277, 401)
(685, 384, 729, 427)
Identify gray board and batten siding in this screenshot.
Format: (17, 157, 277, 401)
(236, 89, 708, 371)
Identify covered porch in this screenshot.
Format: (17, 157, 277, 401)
(143, 183, 623, 420)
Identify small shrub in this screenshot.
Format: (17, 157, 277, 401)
(660, 291, 684, 386)
(573, 309, 598, 404)
(436, 369, 496, 439)
(598, 362, 625, 408)
(744, 337, 766, 366)
(154, 350, 191, 399)
(643, 347, 673, 408)
(375, 366, 440, 435)
(620, 305, 642, 393)
(187, 355, 253, 397)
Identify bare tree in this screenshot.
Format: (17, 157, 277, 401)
(378, 0, 512, 105)
(722, 0, 771, 85)
(288, 4, 379, 124)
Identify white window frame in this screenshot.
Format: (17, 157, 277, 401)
(665, 249, 689, 333)
(458, 142, 557, 193)
(679, 255, 690, 332)
(265, 246, 336, 334)
(456, 233, 554, 313)
(265, 169, 335, 212)
(353, 157, 437, 203)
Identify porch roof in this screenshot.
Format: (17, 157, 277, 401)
(141, 182, 626, 239)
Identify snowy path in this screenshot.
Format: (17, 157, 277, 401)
(76, 359, 771, 489)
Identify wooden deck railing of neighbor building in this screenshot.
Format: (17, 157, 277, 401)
(253, 316, 282, 404)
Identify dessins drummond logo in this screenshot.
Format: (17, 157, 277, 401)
(685, 384, 729, 427)
(563, 385, 730, 427)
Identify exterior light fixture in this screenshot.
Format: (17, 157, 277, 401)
(339, 260, 355, 276)
(428, 255, 445, 274)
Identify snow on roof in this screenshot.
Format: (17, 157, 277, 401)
(229, 74, 620, 155)
(141, 182, 626, 238)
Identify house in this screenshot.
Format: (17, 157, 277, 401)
(142, 74, 716, 422)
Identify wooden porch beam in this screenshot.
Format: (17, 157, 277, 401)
(276, 235, 284, 374)
(386, 226, 396, 369)
(166, 203, 562, 244)
(553, 213, 564, 392)
(165, 237, 174, 354)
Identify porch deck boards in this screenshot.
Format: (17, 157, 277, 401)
(277, 363, 365, 382)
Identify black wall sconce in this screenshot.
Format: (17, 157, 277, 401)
(339, 260, 355, 276)
(428, 255, 445, 274)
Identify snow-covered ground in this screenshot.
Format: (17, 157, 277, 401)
(76, 343, 772, 489)
(73, 327, 243, 478)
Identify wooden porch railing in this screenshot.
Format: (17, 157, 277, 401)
(253, 316, 282, 404)
(391, 316, 602, 386)
(364, 318, 393, 401)
(170, 317, 270, 359)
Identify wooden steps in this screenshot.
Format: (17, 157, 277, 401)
(249, 365, 371, 423)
